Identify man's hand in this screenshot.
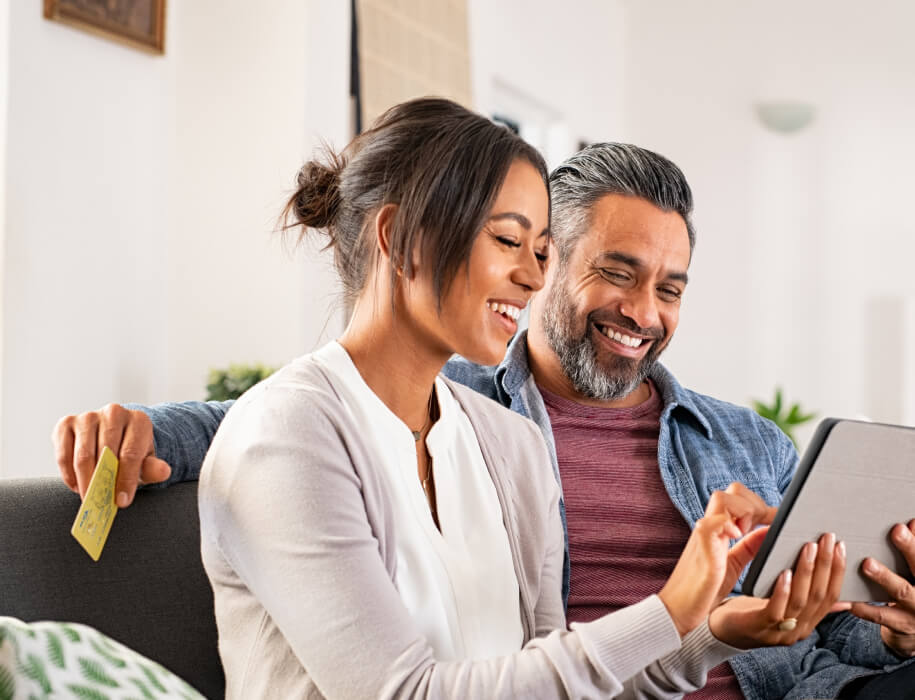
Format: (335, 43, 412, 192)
(52, 404, 171, 508)
(850, 519, 915, 658)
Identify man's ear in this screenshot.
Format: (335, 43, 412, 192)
(374, 203, 399, 265)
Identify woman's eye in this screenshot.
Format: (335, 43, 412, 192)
(535, 252, 548, 263)
(496, 236, 521, 248)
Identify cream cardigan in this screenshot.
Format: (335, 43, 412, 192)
(199, 350, 737, 699)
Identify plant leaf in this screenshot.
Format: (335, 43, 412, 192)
(18, 653, 51, 693)
(78, 657, 119, 688)
(140, 664, 167, 693)
(46, 629, 65, 669)
(0, 664, 16, 700)
(128, 677, 155, 700)
(60, 624, 81, 643)
(89, 639, 127, 669)
(66, 684, 110, 700)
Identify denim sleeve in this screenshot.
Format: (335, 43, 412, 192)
(816, 609, 910, 668)
(124, 400, 233, 486)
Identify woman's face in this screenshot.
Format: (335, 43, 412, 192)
(410, 158, 551, 366)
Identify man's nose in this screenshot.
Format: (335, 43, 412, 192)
(620, 285, 660, 331)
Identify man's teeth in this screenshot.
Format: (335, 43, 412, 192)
(601, 326, 644, 348)
(487, 302, 522, 321)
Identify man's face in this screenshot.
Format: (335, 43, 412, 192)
(542, 193, 691, 401)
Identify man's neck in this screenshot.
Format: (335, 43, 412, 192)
(526, 321, 651, 409)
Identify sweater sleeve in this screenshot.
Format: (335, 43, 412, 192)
(200, 386, 685, 699)
(125, 400, 233, 485)
(619, 621, 742, 699)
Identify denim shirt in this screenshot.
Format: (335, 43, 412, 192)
(142, 332, 909, 699)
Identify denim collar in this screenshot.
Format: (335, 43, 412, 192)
(496, 330, 713, 440)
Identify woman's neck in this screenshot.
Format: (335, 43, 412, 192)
(339, 297, 447, 433)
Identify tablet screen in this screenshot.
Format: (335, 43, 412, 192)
(742, 418, 915, 602)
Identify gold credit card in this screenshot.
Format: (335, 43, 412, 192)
(70, 446, 119, 561)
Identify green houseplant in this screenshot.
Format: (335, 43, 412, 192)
(205, 364, 276, 402)
(751, 387, 816, 448)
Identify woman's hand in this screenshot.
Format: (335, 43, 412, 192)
(658, 483, 777, 637)
(709, 532, 847, 649)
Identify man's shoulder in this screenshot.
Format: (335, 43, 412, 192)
(678, 384, 791, 449)
(442, 355, 502, 402)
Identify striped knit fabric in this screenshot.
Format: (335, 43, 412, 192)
(541, 380, 743, 700)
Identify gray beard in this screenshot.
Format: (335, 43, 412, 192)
(542, 281, 660, 402)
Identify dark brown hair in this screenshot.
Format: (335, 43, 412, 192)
(284, 97, 550, 307)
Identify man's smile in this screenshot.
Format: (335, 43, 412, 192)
(593, 321, 657, 358)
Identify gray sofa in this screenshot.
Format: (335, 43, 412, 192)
(0, 477, 224, 699)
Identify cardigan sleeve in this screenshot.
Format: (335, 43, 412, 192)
(200, 380, 686, 699)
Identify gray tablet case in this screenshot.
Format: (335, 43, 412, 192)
(742, 418, 915, 602)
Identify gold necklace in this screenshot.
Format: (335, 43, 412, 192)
(410, 390, 436, 441)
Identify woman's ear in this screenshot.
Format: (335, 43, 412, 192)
(374, 203, 399, 265)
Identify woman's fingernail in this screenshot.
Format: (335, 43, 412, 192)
(117, 491, 129, 508)
(837, 540, 846, 560)
(863, 558, 879, 575)
(806, 542, 818, 562)
(897, 525, 912, 541)
(783, 569, 792, 588)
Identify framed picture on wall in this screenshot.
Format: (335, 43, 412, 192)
(43, 0, 166, 54)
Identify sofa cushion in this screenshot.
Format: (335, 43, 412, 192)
(0, 616, 204, 699)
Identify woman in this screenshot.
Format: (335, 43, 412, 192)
(199, 97, 844, 698)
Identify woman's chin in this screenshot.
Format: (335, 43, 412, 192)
(454, 342, 508, 368)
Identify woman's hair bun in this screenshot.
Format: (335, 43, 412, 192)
(290, 152, 344, 230)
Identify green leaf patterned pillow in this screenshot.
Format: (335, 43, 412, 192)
(0, 617, 204, 700)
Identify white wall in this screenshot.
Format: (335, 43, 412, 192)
(618, 0, 915, 441)
(0, 0, 8, 462)
(9, 0, 911, 476)
(162, 1, 348, 401)
(1, 1, 348, 477)
(468, 0, 627, 168)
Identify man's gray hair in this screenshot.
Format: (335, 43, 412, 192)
(549, 143, 696, 262)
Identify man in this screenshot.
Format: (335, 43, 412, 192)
(55, 143, 915, 698)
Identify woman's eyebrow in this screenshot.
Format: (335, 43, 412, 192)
(488, 212, 532, 229)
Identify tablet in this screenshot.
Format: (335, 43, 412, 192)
(742, 418, 915, 602)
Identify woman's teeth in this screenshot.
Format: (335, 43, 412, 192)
(487, 302, 521, 321)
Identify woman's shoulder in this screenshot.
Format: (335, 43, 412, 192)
(204, 353, 352, 474)
(228, 353, 342, 422)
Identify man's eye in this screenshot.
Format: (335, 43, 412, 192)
(601, 269, 629, 283)
(658, 287, 682, 300)
(496, 236, 521, 248)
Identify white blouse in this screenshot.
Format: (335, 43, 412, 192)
(314, 342, 523, 660)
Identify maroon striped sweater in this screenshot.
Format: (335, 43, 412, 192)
(541, 380, 743, 700)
